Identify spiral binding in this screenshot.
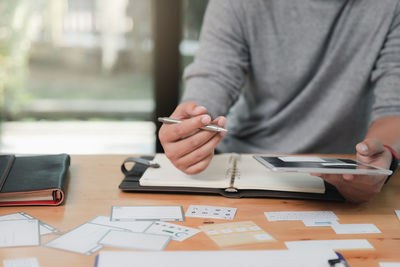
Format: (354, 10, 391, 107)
(225, 154, 241, 193)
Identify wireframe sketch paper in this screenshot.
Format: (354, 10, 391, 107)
(254, 155, 392, 175)
(45, 222, 129, 255)
(285, 239, 374, 250)
(96, 249, 339, 267)
(111, 206, 184, 222)
(185, 205, 237, 220)
(0, 219, 40, 248)
(144, 221, 200, 242)
(0, 212, 58, 235)
(264, 211, 338, 222)
(330, 223, 381, 234)
(45, 215, 156, 255)
(3, 258, 40, 267)
(200, 221, 274, 247)
(90, 215, 153, 232)
(99, 230, 171, 251)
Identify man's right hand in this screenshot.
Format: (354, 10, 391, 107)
(158, 102, 227, 174)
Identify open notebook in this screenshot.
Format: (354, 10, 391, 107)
(139, 154, 325, 194)
(119, 153, 345, 201)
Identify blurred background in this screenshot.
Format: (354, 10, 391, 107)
(0, 0, 208, 154)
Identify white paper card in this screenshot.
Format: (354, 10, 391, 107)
(111, 206, 184, 221)
(0, 212, 58, 236)
(145, 221, 200, 241)
(302, 220, 338, 227)
(90, 215, 153, 232)
(331, 223, 381, 234)
(265, 211, 338, 222)
(379, 263, 400, 267)
(185, 205, 237, 220)
(395, 210, 400, 221)
(0, 219, 40, 248)
(278, 156, 326, 162)
(45, 222, 128, 255)
(3, 258, 40, 267)
(96, 249, 338, 267)
(285, 239, 373, 250)
(99, 230, 171, 251)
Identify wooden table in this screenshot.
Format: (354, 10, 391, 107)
(1, 155, 399, 266)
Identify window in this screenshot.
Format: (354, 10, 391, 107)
(0, 0, 155, 154)
(0, 0, 210, 154)
(2, 0, 153, 120)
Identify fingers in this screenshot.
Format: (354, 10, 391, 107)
(316, 174, 344, 189)
(171, 102, 207, 119)
(159, 102, 227, 174)
(160, 114, 212, 143)
(356, 138, 384, 157)
(342, 173, 355, 181)
(213, 116, 227, 136)
(165, 129, 217, 158)
(166, 117, 226, 174)
(174, 131, 225, 174)
(317, 172, 386, 203)
(311, 172, 355, 181)
(172, 116, 226, 155)
(182, 151, 214, 175)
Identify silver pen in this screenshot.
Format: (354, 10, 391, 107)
(158, 117, 228, 133)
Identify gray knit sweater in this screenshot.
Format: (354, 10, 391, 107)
(182, 0, 400, 154)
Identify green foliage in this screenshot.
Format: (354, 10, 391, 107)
(0, 0, 44, 118)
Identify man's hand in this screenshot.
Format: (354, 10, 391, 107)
(313, 138, 392, 203)
(159, 102, 227, 174)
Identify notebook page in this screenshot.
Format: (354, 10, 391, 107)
(140, 154, 231, 188)
(234, 155, 325, 193)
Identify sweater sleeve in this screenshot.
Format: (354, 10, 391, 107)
(181, 0, 249, 119)
(370, 1, 400, 123)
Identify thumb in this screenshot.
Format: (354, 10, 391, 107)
(356, 138, 384, 157)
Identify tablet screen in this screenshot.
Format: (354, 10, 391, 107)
(253, 155, 392, 175)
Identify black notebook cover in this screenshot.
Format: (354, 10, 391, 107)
(0, 154, 70, 206)
(119, 156, 345, 202)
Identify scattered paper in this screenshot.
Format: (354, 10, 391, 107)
(0, 212, 58, 236)
(90, 215, 153, 232)
(200, 221, 274, 247)
(96, 249, 338, 267)
(331, 223, 381, 234)
(395, 210, 400, 221)
(45, 222, 128, 255)
(0, 219, 40, 248)
(185, 205, 236, 220)
(379, 263, 400, 267)
(265, 211, 338, 222)
(3, 258, 40, 267)
(302, 220, 338, 227)
(99, 230, 170, 251)
(144, 221, 200, 241)
(111, 206, 184, 222)
(285, 239, 373, 250)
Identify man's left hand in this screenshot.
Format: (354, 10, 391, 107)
(312, 138, 392, 203)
